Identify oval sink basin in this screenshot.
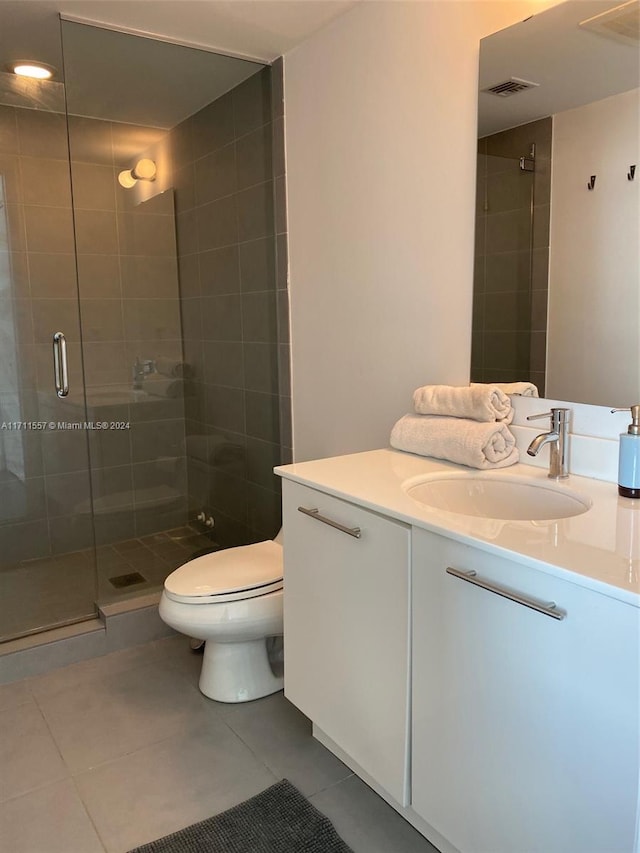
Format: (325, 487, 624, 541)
(405, 473, 591, 521)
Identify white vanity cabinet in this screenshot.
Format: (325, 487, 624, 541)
(281, 479, 411, 806)
(411, 527, 640, 853)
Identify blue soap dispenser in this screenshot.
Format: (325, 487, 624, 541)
(611, 405, 640, 499)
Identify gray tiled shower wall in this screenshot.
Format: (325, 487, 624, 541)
(141, 61, 290, 547)
(0, 59, 290, 565)
(472, 117, 551, 394)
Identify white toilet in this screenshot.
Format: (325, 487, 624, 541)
(159, 532, 284, 703)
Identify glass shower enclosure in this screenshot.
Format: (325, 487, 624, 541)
(0, 18, 285, 643)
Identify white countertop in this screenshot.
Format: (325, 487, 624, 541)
(276, 448, 640, 608)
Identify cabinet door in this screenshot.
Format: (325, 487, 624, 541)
(282, 480, 411, 805)
(412, 528, 639, 853)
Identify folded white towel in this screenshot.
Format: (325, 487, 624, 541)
(413, 384, 512, 423)
(473, 381, 538, 397)
(390, 413, 519, 469)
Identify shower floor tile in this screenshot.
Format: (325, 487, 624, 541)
(0, 556, 96, 643)
(0, 635, 438, 853)
(0, 526, 217, 643)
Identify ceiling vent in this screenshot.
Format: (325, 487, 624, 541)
(579, 0, 640, 46)
(482, 77, 540, 98)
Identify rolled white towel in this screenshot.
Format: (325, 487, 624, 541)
(413, 384, 512, 423)
(390, 413, 519, 469)
(473, 381, 538, 397)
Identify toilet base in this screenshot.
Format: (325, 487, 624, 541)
(199, 637, 284, 703)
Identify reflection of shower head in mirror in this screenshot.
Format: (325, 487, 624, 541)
(474, 0, 640, 408)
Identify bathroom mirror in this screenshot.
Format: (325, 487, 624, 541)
(472, 0, 640, 407)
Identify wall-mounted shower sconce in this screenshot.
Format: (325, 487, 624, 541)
(118, 158, 157, 188)
(628, 165, 636, 181)
(587, 175, 596, 191)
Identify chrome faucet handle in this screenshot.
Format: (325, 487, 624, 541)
(527, 407, 570, 423)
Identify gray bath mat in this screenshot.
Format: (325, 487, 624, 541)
(128, 779, 354, 853)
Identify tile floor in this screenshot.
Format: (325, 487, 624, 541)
(0, 635, 439, 853)
(0, 527, 216, 642)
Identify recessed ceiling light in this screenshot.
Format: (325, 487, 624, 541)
(8, 61, 55, 80)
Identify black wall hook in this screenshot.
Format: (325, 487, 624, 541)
(628, 165, 636, 181)
(587, 175, 596, 191)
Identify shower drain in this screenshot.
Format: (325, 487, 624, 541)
(108, 571, 147, 589)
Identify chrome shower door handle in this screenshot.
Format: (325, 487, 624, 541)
(52, 332, 69, 398)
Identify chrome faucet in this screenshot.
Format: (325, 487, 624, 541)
(132, 357, 155, 390)
(526, 408, 570, 479)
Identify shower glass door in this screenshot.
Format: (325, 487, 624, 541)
(0, 65, 98, 641)
(61, 20, 195, 606)
(60, 20, 276, 607)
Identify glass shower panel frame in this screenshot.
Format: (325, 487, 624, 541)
(0, 67, 98, 642)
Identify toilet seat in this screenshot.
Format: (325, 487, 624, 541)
(163, 540, 283, 605)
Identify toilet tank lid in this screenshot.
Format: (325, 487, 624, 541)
(164, 539, 283, 598)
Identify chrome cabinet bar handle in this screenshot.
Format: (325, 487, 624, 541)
(297, 506, 361, 539)
(52, 332, 69, 398)
(446, 567, 564, 620)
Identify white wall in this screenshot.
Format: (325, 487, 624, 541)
(546, 88, 640, 408)
(284, 0, 559, 462)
